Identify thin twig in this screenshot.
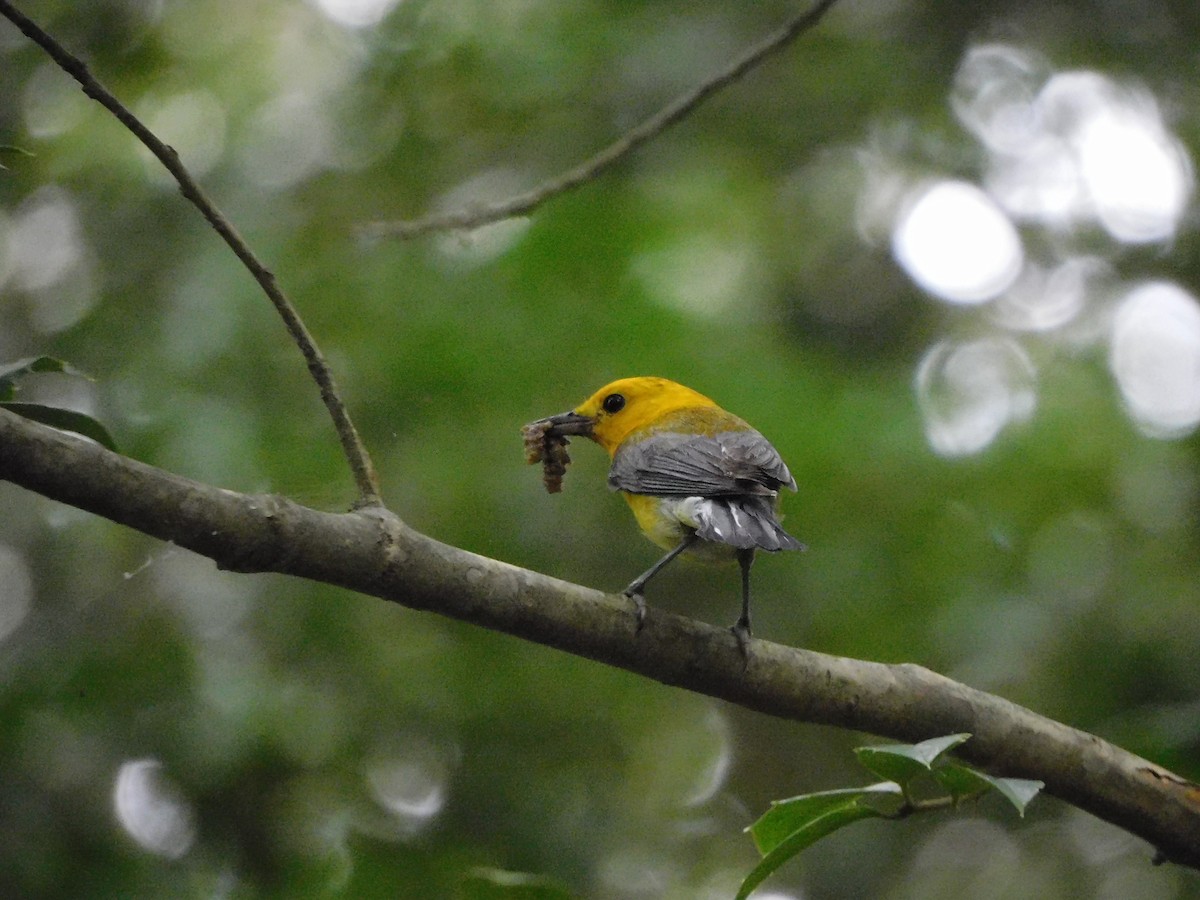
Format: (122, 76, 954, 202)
(0, 0, 381, 506)
(880, 793, 969, 820)
(362, 0, 842, 240)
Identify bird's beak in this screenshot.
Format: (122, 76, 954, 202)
(535, 410, 595, 438)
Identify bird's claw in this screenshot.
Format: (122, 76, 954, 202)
(731, 620, 752, 663)
(623, 589, 647, 633)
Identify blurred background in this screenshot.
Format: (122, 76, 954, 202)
(2, 0, 1200, 896)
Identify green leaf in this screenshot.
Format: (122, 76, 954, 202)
(0, 359, 111, 447)
(988, 776, 1044, 816)
(0, 402, 118, 451)
(855, 733, 971, 785)
(738, 788, 898, 900)
(459, 867, 576, 900)
(0, 356, 90, 400)
(748, 783, 902, 856)
(929, 760, 993, 801)
(0, 355, 77, 383)
(934, 763, 1043, 816)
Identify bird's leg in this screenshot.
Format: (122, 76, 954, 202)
(623, 531, 699, 631)
(732, 548, 756, 658)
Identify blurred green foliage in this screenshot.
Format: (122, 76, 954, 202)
(2, 0, 1200, 897)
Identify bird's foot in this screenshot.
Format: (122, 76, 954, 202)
(623, 588, 647, 633)
(731, 618, 752, 663)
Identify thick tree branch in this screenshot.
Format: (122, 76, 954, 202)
(361, 0, 842, 240)
(0, 0, 381, 507)
(3, 406, 1199, 868)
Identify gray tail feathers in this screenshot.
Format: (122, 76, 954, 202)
(693, 497, 804, 552)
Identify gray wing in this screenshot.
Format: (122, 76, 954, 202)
(608, 430, 797, 498)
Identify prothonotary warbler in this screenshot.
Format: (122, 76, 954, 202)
(526, 376, 803, 652)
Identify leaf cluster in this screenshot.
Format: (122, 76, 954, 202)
(738, 734, 1043, 898)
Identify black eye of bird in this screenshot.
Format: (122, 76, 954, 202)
(602, 393, 626, 414)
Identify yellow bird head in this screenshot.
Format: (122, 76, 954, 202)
(540, 376, 744, 453)
(566, 376, 724, 453)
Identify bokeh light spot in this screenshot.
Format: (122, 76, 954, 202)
(952, 44, 1045, 156)
(1110, 281, 1200, 437)
(432, 169, 532, 267)
(991, 256, 1101, 332)
(309, 0, 401, 29)
(1114, 449, 1198, 534)
(916, 337, 1036, 456)
(906, 819, 1021, 895)
(632, 235, 756, 317)
(960, 59, 1195, 242)
(366, 760, 446, 831)
(21, 62, 88, 139)
(892, 181, 1023, 304)
(6, 187, 98, 333)
(238, 93, 331, 190)
(137, 90, 227, 181)
(1078, 103, 1192, 243)
(364, 735, 455, 839)
(8, 188, 83, 293)
(113, 759, 196, 860)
